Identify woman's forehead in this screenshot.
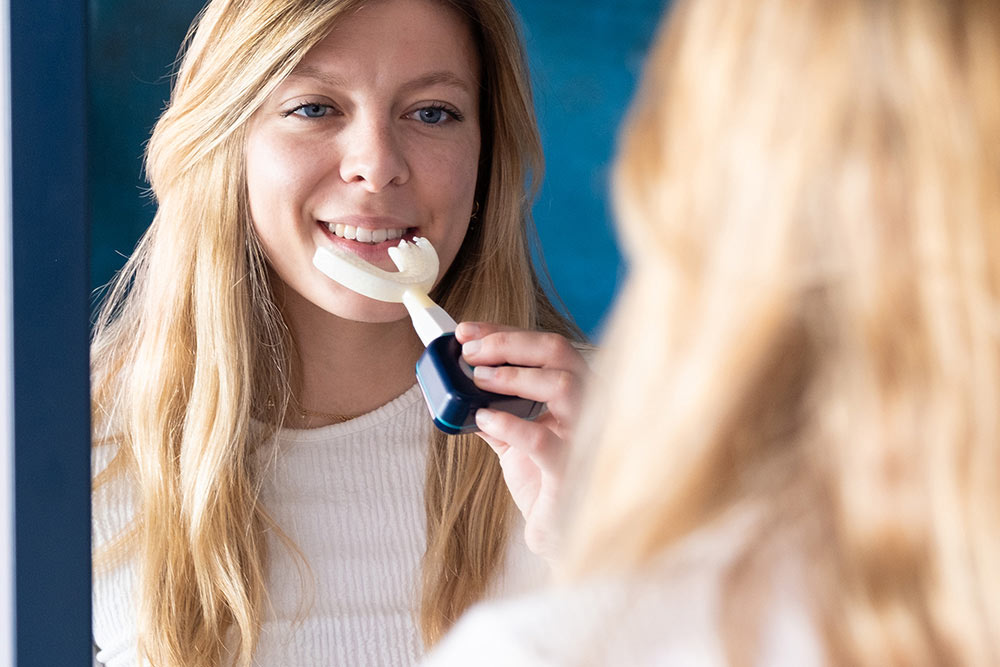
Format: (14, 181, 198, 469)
(291, 0, 480, 89)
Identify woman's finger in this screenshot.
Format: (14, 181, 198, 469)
(472, 365, 582, 422)
(476, 408, 565, 476)
(475, 430, 510, 457)
(454, 321, 515, 342)
(458, 323, 589, 376)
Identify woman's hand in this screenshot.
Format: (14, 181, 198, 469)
(455, 321, 591, 561)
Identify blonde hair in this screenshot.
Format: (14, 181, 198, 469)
(564, 0, 1000, 664)
(91, 1, 577, 665)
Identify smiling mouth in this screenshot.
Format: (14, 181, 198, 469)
(323, 222, 411, 245)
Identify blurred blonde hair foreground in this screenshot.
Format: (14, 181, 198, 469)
(564, 0, 1000, 663)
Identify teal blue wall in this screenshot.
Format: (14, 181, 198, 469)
(88, 0, 667, 336)
(515, 1, 665, 335)
(88, 0, 205, 300)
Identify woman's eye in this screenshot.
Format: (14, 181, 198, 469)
(289, 103, 333, 119)
(409, 105, 462, 125)
(417, 107, 447, 124)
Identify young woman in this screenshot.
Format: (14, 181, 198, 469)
(91, 0, 588, 665)
(428, 0, 1000, 664)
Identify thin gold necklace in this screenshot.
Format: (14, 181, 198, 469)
(294, 404, 357, 424)
(265, 399, 358, 425)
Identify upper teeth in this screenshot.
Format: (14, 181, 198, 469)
(327, 223, 407, 244)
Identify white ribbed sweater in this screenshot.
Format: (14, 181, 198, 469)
(92, 384, 545, 667)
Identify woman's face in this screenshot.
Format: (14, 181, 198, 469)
(246, 0, 481, 323)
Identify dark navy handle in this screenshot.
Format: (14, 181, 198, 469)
(415, 333, 545, 434)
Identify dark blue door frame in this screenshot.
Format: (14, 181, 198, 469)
(8, 0, 91, 663)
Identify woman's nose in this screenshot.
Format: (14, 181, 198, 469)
(338, 117, 409, 192)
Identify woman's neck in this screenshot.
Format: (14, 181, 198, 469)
(279, 290, 425, 427)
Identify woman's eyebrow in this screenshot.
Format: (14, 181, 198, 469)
(286, 65, 474, 96)
(286, 64, 349, 88)
(398, 71, 475, 96)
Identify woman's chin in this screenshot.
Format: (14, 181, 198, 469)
(320, 296, 410, 325)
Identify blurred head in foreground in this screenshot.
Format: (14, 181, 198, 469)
(566, 0, 1000, 662)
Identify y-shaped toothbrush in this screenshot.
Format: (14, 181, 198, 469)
(313, 238, 543, 434)
(313, 236, 455, 344)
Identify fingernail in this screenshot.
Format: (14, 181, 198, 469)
(476, 408, 495, 427)
(458, 322, 481, 338)
(473, 365, 495, 380)
(463, 339, 481, 356)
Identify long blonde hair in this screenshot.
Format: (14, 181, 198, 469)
(91, 0, 576, 665)
(564, 0, 1000, 663)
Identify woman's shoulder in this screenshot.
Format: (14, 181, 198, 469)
(425, 507, 821, 666)
(425, 567, 729, 667)
(426, 515, 740, 667)
(91, 412, 137, 549)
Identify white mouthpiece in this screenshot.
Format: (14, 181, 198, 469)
(312, 236, 457, 345)
(312, 236, 439, 303)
